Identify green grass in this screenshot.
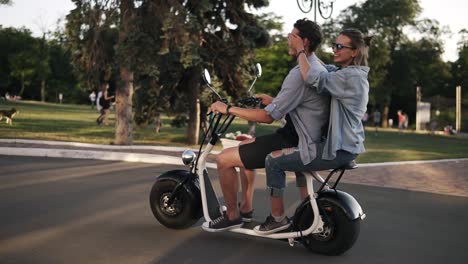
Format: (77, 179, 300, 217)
(361, 129, 468, 162)
(1, 100, 467, 163)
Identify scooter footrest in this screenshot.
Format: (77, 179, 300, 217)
(240, 220, 262, 230)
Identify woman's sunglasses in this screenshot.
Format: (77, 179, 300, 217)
(332, 43, 355, 50)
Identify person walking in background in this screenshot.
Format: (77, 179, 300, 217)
(373, 108, 381, 133)
(89, 91, 96, 109)
(403, 113, 409, 130)
(397, 110, 404, 133)
(96, 82, 114, 126)
(96, 89, 103, 111)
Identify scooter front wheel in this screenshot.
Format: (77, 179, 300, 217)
(149, 179, 200, 229)
(296, 201, 361, 255)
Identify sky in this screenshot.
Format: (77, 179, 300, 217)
(0, 0, 466, 62)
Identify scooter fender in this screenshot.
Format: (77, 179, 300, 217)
(317, 189, 365, 221)
(156, 170, 202, 213)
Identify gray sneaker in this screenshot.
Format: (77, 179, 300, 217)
(202, 212, 243, 232)
(253, 215, 290, 235)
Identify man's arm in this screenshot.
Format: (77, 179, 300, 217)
(209, 101, 274, 123)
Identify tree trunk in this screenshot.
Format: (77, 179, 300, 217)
(41, 80, 46, 102)
(115, 67, 134, 145)
(382, 104, 389, 128)
(115, 0, 134, 145)
(186, 67, 201, 145)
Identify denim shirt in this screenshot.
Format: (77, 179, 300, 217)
(306, 64, 370, 160)
(265, 54, 330, 164)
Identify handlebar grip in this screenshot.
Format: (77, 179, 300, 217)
(237, 97, 261, 107)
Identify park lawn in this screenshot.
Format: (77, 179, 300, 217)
(1, 100, 467, 163)
(0, 100, 278, 147)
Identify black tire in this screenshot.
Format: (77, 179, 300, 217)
(295, 200, 361, 255)
(149, 179, 201, 229)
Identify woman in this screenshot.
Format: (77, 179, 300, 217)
(254, 29, 372, 235)
(96, 82, 114, 126)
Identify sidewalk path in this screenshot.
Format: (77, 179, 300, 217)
(1, 139, 467, 197)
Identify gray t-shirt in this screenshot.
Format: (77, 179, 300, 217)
(265, 54, 330, 164)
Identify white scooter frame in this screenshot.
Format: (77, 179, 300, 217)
(149, 65, 365, 255)
(197, 142, 326, 241)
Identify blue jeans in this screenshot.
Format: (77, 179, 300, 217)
(265, 144, 357, 197)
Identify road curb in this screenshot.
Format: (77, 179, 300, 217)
(1, 139, 467, 168)
(0, 147, 217, 169)
(0, 138, 218, 153)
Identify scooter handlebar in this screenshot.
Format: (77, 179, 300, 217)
(237, 96, 261, 107)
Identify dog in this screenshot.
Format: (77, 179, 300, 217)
(0, 108, 19, 125)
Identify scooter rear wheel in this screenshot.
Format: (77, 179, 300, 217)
(149, 179, 200, 229)
(295, 201, 360, 255)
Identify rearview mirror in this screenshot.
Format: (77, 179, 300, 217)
(203, 69, 211, 85)
(255, 63, 262, 77)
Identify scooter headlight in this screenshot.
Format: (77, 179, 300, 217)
(181, 150, 196, 165)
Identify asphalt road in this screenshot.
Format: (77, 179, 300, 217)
(1, 155, 467, 264)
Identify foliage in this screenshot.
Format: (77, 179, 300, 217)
(255, 39, 294, 96)
(0, 27, 80, 102)
(452, 29, 468, 93)
(320, 0, 459, 126)
(65, 0, 119, 88)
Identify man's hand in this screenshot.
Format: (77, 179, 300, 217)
(256, 94, 273, 106)
(288, 33, 305, 55)
(209, 101, 228, 114)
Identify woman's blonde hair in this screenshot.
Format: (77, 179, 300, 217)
(340, 28, 373, 66)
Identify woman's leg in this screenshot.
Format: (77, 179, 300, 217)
(257, 147, 356, 234)
(103, 108, 110, 125)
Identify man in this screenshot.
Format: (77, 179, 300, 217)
(203, 18, 330, 232)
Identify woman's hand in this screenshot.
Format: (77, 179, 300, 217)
(288, 33, 305, 54)
(209, 101, 228, 114)
(256, 94, 273, 105)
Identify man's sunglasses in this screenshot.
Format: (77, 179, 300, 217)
(332, 43, 355, 50)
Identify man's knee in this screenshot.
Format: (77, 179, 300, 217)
(216, 148, 240, 170)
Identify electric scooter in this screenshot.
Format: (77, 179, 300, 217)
(149, 64, 366, 255)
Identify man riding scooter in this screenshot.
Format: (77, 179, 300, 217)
(205, 18, 330, 232)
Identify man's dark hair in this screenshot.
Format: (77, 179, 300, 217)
(294, 18, 323, 52)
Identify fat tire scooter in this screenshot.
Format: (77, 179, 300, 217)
(149, 65, 366, 255)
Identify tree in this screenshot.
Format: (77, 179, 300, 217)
(0, 27, 38, 97)
(0, 26, 79, 101)
(47, 33, 81, 103)
(114, 0, 135, 145)
(65, 0, 269, 145)
(452, 29, 468, 91)
(130, 0, 270, 144)
(67, 0, 134, 143)
(323, 0, 449, 127)
(253, 13, 295, 96)
(37, 34, 51, 102)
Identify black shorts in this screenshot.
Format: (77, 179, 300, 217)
(239, 132, 297, 170)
